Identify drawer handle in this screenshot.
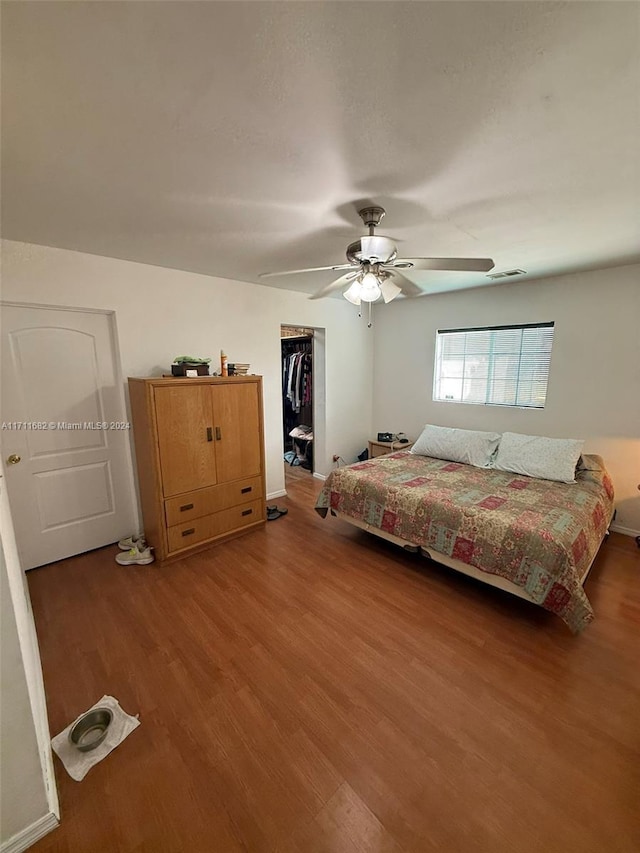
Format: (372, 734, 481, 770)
(182, 528, 196, 537)
(241, 509, 253, 517)
(241, 486, 252, 494)
(206, 427, 213, 442)
(180, 503, 194, 512)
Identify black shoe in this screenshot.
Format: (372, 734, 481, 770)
(267, 507, 288, 521)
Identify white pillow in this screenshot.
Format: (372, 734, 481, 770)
(410, 424, 501, 468)
(494, 432, 584, 483)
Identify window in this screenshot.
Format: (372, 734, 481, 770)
(433, 323, 554, 408)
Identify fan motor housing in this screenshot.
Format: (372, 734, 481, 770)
(346, 241, 364, 263)
(346, 237, 397, 265)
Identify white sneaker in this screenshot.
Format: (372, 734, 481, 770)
(118, 535, 146, 551)
(115, 544, 154, 566)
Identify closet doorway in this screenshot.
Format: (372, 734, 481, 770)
(281, 326, 315, 482)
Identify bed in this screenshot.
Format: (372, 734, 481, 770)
(315, 449, 614, 632)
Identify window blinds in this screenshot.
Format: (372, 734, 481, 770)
(433, 323, 554, 408)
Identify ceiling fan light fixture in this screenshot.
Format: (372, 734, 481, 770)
(379, 279, 402, 303)
(359, 271, 382, 302)
(262, 204, 495, 307)
(343, 280, 362, 305)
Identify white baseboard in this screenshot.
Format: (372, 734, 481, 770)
(1, 813, 58, 853)
(267, 489, 287, 500)
(313, 472, 327, 481)
(610, 523, 640, 539)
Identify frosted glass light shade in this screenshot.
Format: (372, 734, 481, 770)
(343, 281, 362, 305)
(380, 279, 402, 303)
(359, 272, 382, 302)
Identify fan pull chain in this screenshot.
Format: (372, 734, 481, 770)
(355, 303, 373, 328)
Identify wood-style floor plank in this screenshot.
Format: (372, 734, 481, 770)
(26, 472, 640, 853)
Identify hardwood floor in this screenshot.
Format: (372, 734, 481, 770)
(283, 461, 313, 482)
(27, 475, 640, 853)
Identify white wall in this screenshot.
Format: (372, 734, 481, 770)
(1, 240, 374, 505)
(372, 264, 640, 535)
(0, 552, 49, 847)
(1, 470, 58, 849)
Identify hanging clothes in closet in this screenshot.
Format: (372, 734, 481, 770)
(283, 350, 312, 414)
(281, 335, 313, 469)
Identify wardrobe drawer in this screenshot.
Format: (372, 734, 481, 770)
(164, 476, 262, 527)
(167, 499, 263, 553)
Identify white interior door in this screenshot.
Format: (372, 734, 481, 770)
(1, 305, 136, 569)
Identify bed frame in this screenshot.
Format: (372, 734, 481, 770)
(330, 509, 603, 605)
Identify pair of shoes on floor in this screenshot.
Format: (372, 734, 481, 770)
(116, 534, 154, 565)
(118, 534, 146, 551)
(266, 505, 288, 521)
(116, 543, 155, 565)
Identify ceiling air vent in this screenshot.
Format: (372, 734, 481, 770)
(486, 269, 527, 280)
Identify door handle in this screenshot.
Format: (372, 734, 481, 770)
(206, 427, 213, 442)
(215, 426, 221, 441)
(6, 454, 21, 465)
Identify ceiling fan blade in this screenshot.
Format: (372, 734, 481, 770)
(260, 263, 355, 279)
(384, 270, 424, 298)
(308, 271, 360, 300)
(390, 257, 495, 272)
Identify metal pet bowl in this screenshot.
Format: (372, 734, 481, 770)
(68, 707, 113, 752)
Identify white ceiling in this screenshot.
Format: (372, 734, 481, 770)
(2, 1, 639, 298)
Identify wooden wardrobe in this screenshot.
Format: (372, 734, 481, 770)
(128, 376, 266, 564)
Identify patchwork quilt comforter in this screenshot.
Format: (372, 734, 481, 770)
(315, 451, 614, 632)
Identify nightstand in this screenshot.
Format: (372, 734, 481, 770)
(368, 439, 414, 458)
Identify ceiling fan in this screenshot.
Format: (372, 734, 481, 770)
(260, 206, 495, 306)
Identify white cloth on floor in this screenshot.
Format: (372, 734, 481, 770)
(51, 694, 140, 781)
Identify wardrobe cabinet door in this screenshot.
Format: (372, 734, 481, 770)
(211, 383, 262, 483)
(154, 385, 217, 496)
